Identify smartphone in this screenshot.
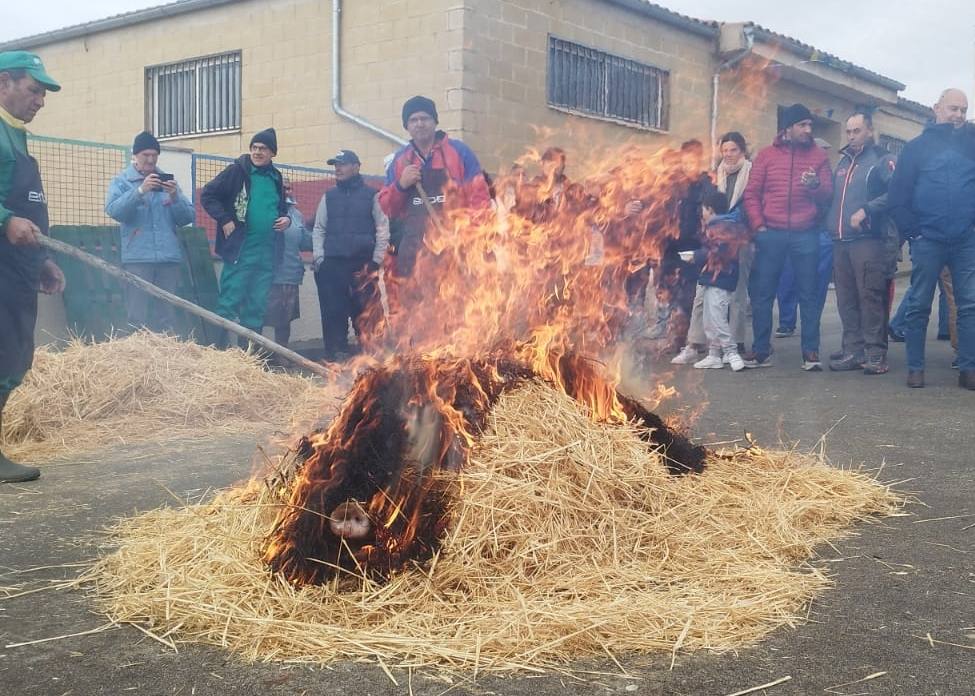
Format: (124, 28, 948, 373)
(157, 172, 175, 182)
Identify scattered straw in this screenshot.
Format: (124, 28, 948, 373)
(82, 382, 901, 675)
(2, 332, 323, 461)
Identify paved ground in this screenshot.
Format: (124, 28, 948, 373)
(1, 291, 973, 696)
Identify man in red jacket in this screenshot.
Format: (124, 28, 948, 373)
(743, 103, 833, 370)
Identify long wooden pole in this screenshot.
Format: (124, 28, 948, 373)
(37, 235, 334, 379)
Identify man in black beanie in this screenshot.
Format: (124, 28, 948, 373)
(742, 103, 833, 371)
(201, 128, 290, 343)
(105, 130, 195, 332)
(378, 95, 489, 278)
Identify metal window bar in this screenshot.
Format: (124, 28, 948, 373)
(146, 52, 241, 138)
(547, 36, 668, 130)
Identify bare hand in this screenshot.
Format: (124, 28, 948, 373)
(800, 168, 819, 188)
(141, 173, 162, 193)
(161, 180, 178, 197)
(273, 216, 291, 232)
(39, 259, 65, 294)
(850, 208, 867, 230)
(4, 216, 40, 246)
(624, 200, 644, 216)
(398, 164, 421, 189)
(222, 221, 236, 238)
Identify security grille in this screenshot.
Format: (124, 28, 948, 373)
(547, 36, 668, 130)
(146, 52, 241, 138)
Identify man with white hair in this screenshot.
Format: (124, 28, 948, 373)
(888, 88, 975, 388)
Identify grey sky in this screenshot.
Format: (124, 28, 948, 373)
(2, 0, 973, 105)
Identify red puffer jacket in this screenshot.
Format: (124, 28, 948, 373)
(742, 134, 833, 232)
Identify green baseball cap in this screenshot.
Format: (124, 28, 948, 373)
(0, 51, 61, 92)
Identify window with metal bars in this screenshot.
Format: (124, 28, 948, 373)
(547, 36, 669, 131)
(145, 51, 241, 138)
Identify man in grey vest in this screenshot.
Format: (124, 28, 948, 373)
(312, 150, 389, 361)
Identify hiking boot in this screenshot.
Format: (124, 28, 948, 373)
(801, 351, 823, 372)
(907, 370, 925, 388)
(671, 345, 701, 365)
(959, 371, 975, 390)
(693, 354, 725, 369)
(862, 355, 889, 375)
(774, 327, 795, 338)
(725, 350, 746, 372)
(829, 352, 865, 372)
(0, 451, 40, 484)
(743, 351, 773, 368)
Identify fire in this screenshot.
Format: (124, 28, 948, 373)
(264, 141, 717, 586)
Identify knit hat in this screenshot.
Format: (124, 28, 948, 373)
(250, 128, 278, 155)
(132, 130, 160, 154)
(402, 95, 438, 128)
(780, 103, 813, 131)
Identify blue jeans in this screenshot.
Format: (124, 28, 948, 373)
(890, 273, 949, 337)
(904, 234, 975, 371)
(776, 230, 832, 331)
(750, 229, 821, 356)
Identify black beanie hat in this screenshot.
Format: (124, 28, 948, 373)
(133, 130, 161, 154)
(780, 103, 813, 131)
(250, 127, 278, 155)
(402, 95, 438, 128)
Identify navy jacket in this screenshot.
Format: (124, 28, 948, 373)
(200, 154, 288, 263)
(693, 213, 748, 292)
(888, 123, 975, 243)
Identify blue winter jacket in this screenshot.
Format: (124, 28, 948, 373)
(105, 164, 196, 263)
(888, 122, 975, 243)
(273, 204, 312, 285)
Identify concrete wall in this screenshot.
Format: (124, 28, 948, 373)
(28, 0, 462, 176)
(459, 0, 716, 176)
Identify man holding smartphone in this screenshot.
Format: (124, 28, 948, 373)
(105, 130, 195, 331)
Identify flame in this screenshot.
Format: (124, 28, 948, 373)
(264, 140, 720, 586)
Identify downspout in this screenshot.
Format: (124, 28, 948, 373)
(710, 26, 755, 164)
(331, 0, 407, 148)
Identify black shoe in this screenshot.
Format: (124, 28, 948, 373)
(829, 352, 865, 371)
(774, 327, 795, 338)
(888, 327, 905, 343)
(802, 351, 823, 372)
(907, 370, 925, 388)
(952, 356, 959, 370)
(862, 355, 889, 375)
(0, 452, 40, 483)
(960, 371, 975, 390)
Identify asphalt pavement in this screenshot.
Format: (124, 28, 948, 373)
(1, 289, 972, 696)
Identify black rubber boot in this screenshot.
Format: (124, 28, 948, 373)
(0, 393, 40, 483)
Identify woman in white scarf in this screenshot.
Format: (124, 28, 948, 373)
(672, 132, 754, 366)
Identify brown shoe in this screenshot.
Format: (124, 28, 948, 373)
(959, 370, 975, 390)
(907, 370, 925, 388)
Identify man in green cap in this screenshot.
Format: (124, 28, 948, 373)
(0, 51, 65, 483)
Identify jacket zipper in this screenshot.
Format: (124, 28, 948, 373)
(787, 145, 794, 229)
(836, 153, 858, 240)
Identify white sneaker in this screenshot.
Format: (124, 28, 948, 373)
(671, 346, 700, 365)
(693, 354, 725, 369)
(726, 351, 745, 372)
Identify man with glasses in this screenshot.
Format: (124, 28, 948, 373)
(201, 128, 291, 344)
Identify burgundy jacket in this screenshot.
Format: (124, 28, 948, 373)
(743, 134, 833, 232)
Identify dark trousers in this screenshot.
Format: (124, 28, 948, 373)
(833, 238, 889, 359)
(904, 235, 975, 371)
(315, 257, 372, 357)
(655, 254, 699, 349)
(775, 230, 832, 331)
(750, 229, 820, 356)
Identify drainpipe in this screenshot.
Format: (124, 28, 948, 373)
(331, 0, 407, 148)
(710, 26, 755, 165)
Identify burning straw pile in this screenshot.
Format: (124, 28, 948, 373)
(1, 331, 320, 461)
(84, 380, 900, 674)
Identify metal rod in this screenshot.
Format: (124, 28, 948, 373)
(37, 235, 333, 379)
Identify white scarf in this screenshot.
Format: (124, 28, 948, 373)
(716, 158, 752, 210)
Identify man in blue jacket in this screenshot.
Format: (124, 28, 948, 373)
(888, 88, 975, 389)
(105, 131, 195, 332)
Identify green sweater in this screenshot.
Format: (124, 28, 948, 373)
(0, 106, 30, 233)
